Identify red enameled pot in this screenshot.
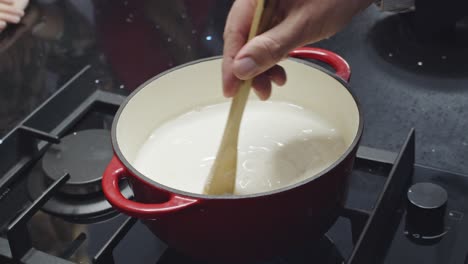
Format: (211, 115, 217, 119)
(102, 47, 363, 262)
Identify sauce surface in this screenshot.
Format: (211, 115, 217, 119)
(133, 101, 347, 195)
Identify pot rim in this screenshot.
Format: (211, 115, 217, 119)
(111, 55, 364, 200)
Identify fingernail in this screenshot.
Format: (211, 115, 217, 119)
(253, 88, 268, 101)
(253, 89, 263, 100)
(234, 57, 258, 79)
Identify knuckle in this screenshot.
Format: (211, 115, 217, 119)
(222, 27, 232, 41)
(260, 36, 284, 62)
(223, 27, 245, 44)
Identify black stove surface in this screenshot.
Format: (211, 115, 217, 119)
(314, 8, 468, 175)
(156, 236, 345, 264)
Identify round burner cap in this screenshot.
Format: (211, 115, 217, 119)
(42, 129, 113, 195)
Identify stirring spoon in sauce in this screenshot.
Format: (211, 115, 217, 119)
(204, 0, 278, 195)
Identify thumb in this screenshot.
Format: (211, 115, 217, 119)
(232, 17, 303, 80)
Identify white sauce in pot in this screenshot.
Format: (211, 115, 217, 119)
(133, 101, 347, 195)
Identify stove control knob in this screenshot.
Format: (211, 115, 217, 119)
(405, 182, 448, 241)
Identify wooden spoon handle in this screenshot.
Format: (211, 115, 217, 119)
(223, 0, 278, 138)
(226, 0, 279, 138)
(204, 0, 277, 195)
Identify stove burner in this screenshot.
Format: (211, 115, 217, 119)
(27, 129, 133, 224)
(369, 13, 468, 78)
(156, 235, 344, 264)
(42, 129, 112, 195)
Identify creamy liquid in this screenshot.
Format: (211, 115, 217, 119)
(133, 101, 347, 195)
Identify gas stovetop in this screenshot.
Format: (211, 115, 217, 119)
(0, 1, 468, 263)
(0, 66, 467, 264)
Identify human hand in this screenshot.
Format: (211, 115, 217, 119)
(0, 0, 28, 32)
(12, 0, 29, 10)
(222, 0, 373, 100)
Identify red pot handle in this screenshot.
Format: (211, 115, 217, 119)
(288, 47, 351, 82)
(102, 156, 198, 219)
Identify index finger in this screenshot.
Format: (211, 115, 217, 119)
(222, 0, 257, 97)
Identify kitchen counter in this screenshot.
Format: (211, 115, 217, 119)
(0, 0, 467, 174)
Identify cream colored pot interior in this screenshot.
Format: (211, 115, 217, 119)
(115, 58, 360, 167)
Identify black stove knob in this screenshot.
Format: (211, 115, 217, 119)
(405, 182, 448, 242)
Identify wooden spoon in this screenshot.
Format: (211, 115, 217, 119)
(204, 0, 278, 195)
